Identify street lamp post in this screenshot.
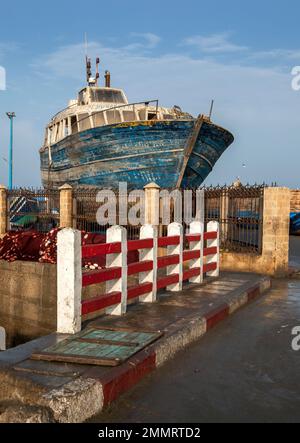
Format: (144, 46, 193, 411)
(6, 112, 15, 190)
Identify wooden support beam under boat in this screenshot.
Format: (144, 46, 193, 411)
(176, 114, 204, 188)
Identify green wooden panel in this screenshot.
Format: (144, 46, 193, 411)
(31, 327, 162, 366)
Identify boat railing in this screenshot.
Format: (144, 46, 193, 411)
(71, 99, 159, 132)
(50, 102, 78, 123)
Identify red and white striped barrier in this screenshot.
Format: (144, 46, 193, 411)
(57, 221, 219, 334)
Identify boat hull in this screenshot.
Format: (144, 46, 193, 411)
(40, 120, 234, 189)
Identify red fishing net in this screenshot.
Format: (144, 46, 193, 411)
(0, 230, 138, 266)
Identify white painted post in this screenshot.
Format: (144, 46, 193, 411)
(57, 228, 82, 334)
(206, 221, 220, 277)
(167, 222, 183, 291)
(0, 326, 6, 351)
(106, 225, 127, 315)
(139, 224, 158, 302)
(189, 221, 204, 284)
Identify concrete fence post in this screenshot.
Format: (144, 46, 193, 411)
(207, 221, 220, 277)
(189, 221, 204, 284)
(144, 182, 160, 226)
(106, 225, 127, 315)
(0, 326, 6, 351)
(0, 185, 8, 238)
(57, 228, 82, 334)
(262, 187, 290, 276)
(167, 222, 183, 291)
(139, 224, 158, 302)
(59, 183, 73, 228)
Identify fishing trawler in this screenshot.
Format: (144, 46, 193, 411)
(40, 57, 234, 189)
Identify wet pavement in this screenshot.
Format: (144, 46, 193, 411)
(90, 237, 300, 423)
(0, 271, 268, 422)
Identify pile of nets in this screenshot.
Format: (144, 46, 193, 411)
(0, 230, 138, 266)
(0, 229, 61, 263)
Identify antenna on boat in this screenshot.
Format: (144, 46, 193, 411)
(84, 33, 100, 86)
(209, 99, 214, 119)
(95, 57, 100, 86)
(86, 56, 92, 85)
(105, 70, 111, 87)
(84, 33, 89, 84)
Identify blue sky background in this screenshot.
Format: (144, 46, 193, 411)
(0, 0, 299, 187)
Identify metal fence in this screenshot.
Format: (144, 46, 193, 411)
(204, 185, 264, 253)
(5, 184, 266, 252)
(73, 187, 141, 239)
(7, 188, 60, 232)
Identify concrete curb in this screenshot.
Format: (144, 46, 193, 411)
(36, 276, 271, 422)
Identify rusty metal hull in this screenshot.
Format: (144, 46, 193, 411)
(40, 119, 234, 189)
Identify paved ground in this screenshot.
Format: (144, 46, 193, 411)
(0, 272, 268, 422)
(89, 238, 300, 423)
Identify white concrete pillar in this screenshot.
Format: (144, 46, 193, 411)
(139, 224, 158, 302)
(106, 225, 127, 315)
(0, 326, 6, 351)
(57, 228, 82, 334)
(189, 221, 204, 284)
(167, 222, 183, 291)
(144, 182, 160, 226)
(206, 221, 220, 277)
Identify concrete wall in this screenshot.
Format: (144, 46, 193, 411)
(221, 187, 290, 277)
(0, 259, 115, 346)
(221, 252, 278, 277)
(291, 189, 300, 212)
(0, 260, 57, 347)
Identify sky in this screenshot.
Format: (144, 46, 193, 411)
(0, 0, 299, 188)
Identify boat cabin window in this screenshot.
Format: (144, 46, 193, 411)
(56, 122, 61, 142)
(106, 110, 122, 124)
(163, 113, 174, 120)
(90, 89, 126, 104)
(47, 128, 51, 145)
(63, 118, 69, 137)
(122, 110, 136, 122)
(50, 126, 56, 144)
(78, 113, 90, 131)
(138, 109, 146, 120)
(70, 115, 78, 134)
(138, 110, 157, 121)
(92, 112, 106, 127)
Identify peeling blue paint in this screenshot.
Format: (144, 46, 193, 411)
(40, 120, 234, 189)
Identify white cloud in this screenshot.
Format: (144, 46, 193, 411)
(127, 32, 161, 49)
(182, 33, 300, 68)
(183, 33, 248, 53)
(247, 48, 300, 61)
